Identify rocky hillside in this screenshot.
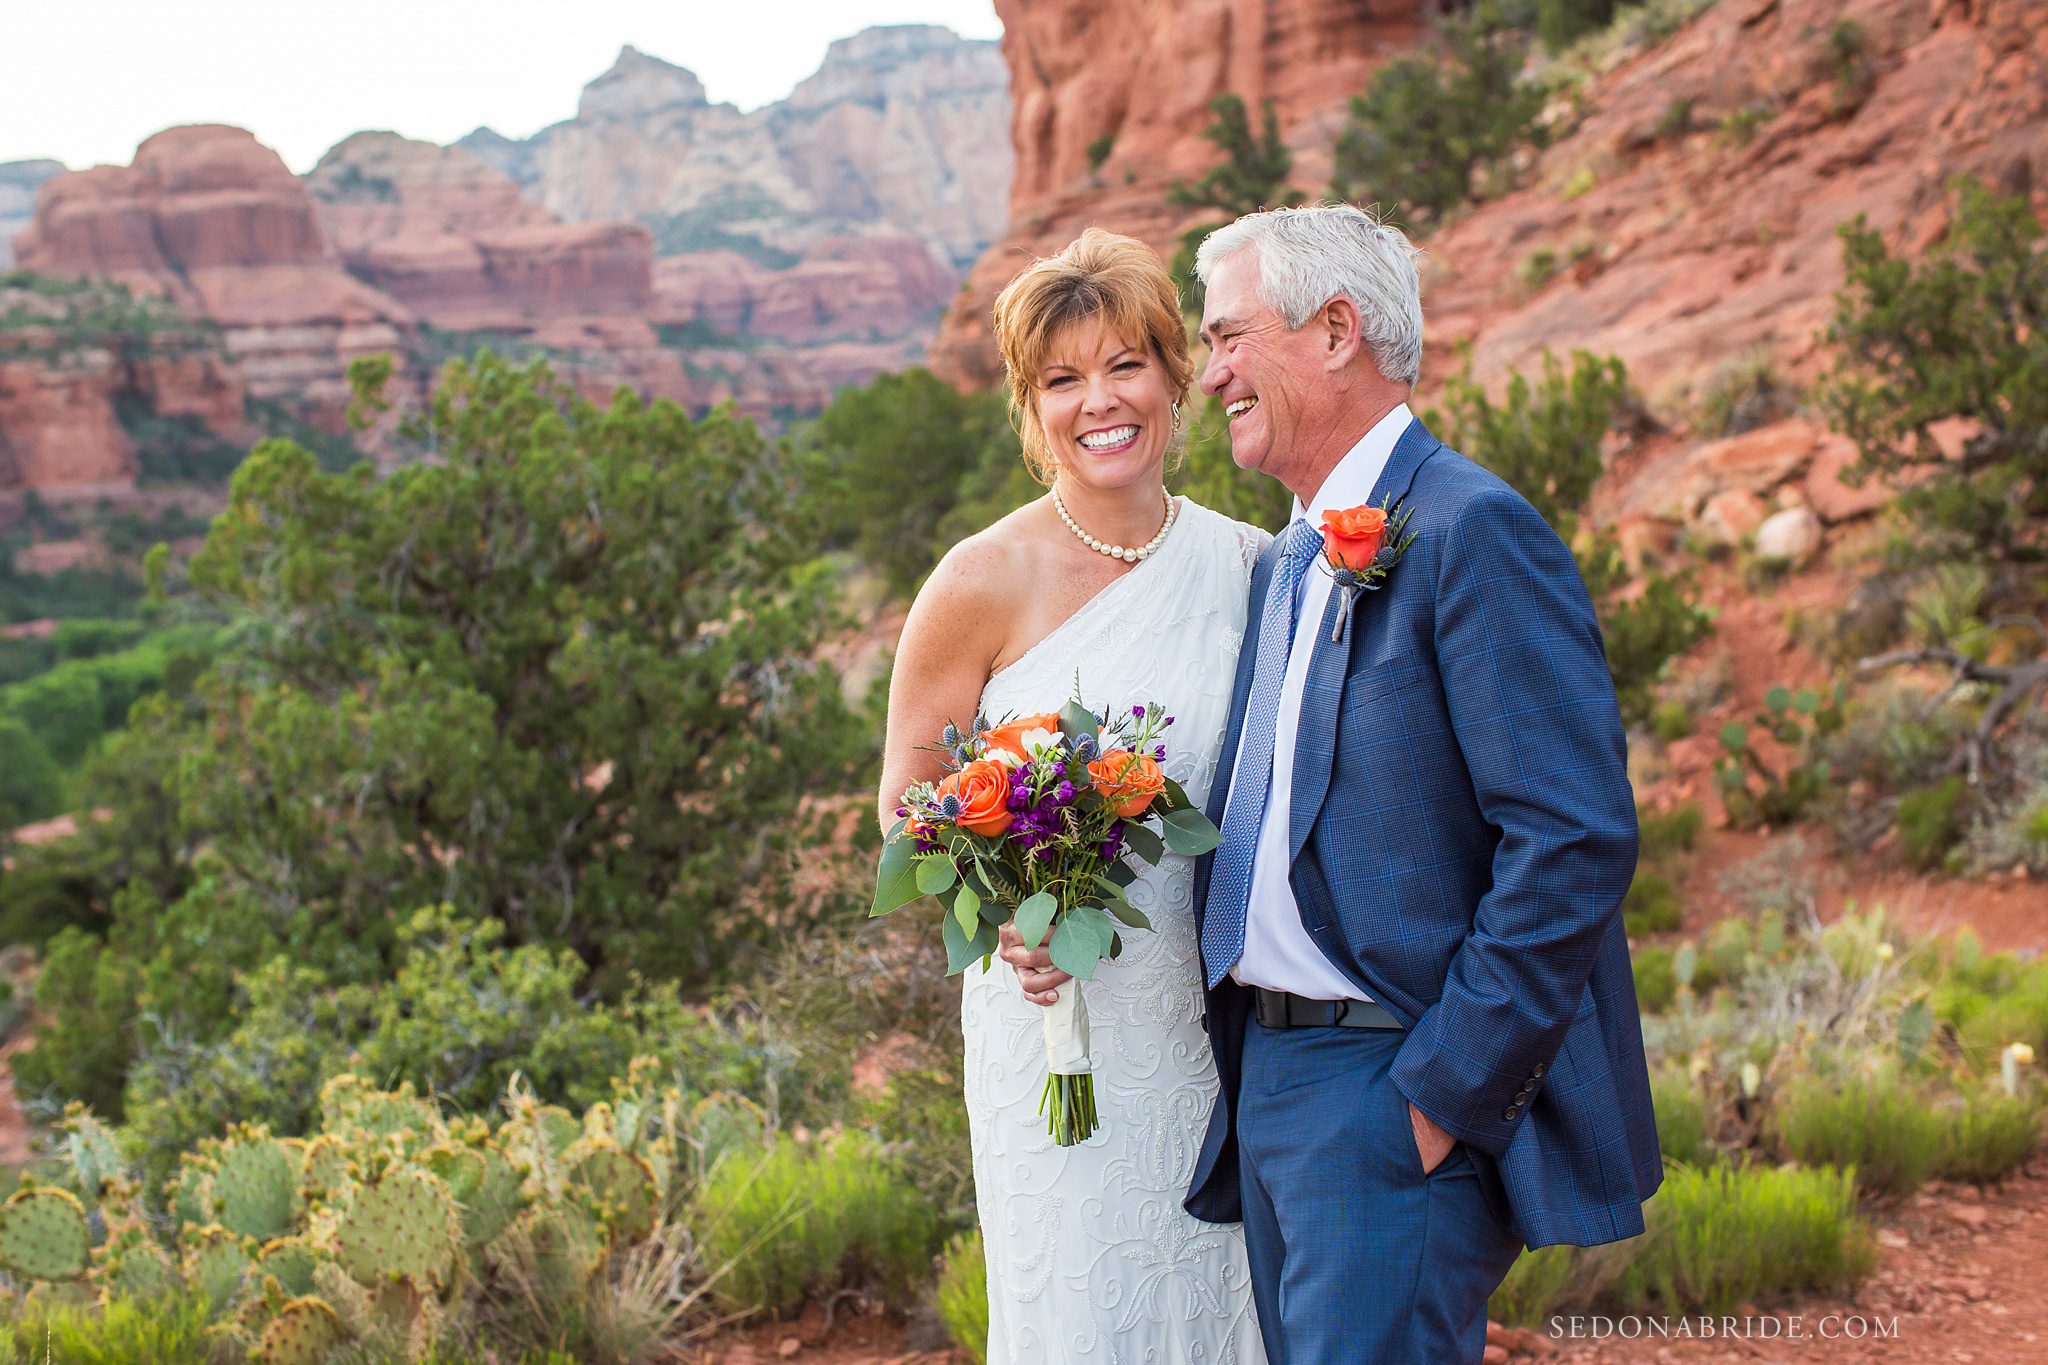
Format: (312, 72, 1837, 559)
(931, 0, 2045, 410)
(0, 161, 63, 270)
(460, 27, 1010, 270)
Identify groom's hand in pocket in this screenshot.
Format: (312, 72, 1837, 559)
(1408, 1102, 1459, 1175)
(997, 923, 1072, 1006)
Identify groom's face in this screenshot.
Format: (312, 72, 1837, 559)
(1197, 250, 1325, 482)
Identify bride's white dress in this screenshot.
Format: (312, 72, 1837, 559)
(964, 499, 1271, 1364)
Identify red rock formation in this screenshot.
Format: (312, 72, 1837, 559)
(310, 133, 653, 330)
(1421, 0, 2048, 409)
(653, 235, 956, 344)
(929, 0, 1427, 387)
(0, 160, 65, 270)
(0, 277, 249, 499)
(16, 126, 413, 428)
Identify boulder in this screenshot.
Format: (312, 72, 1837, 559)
(1755, 504, 1825, 565)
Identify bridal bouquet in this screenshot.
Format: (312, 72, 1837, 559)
(873, 698, 1222, 1145)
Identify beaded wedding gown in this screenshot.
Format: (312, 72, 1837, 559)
(964, 499, 1271, 1364)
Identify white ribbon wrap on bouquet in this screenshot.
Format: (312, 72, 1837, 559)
(1040, 982, 1093, 1076)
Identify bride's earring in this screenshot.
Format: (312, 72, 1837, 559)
(1170, 405, 1184, 441)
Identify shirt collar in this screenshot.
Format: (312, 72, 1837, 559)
(1292, 402, 1415, 527)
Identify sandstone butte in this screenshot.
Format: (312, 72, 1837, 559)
(2, 26, 1011, 499)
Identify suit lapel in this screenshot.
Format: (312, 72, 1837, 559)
(1287, 418, 1444, 863)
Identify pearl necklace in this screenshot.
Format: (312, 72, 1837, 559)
(1053, 485, 1177, 563)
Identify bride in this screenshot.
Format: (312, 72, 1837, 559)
(876, 229, 1269, 1362)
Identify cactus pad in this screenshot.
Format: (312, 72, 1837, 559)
(59, 1104, 124, 1200)
(0, 1187, 92, 1280)
(299, 1134, 357, 1209)
(183, 1226, 255, 1315)
(252, 1297, 350, 1365)
(215, 1133, 300, 1241)
(567, 1139, 659, 1244)
(333, 1167, 461, 1292)
(257, 1236, 324, 1297)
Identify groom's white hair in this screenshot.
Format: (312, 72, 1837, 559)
(1194, 204, 1425, 385)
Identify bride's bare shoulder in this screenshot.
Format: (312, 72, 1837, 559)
(905, 499, 1048, 637)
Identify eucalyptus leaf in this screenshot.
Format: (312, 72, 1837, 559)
(1047, 917, 1105, 980)
(1096, 880, 1152, 931)
(871, 831, 921, 917)
(1123, 822, 1165, 865)
(954, 883, 981, 936)
(1159, 807, 1222, 856)
(916, 856, 959, 896)
(1102, 858, 1139, 889)
(1015, 891, 1058, 950)
(1058, 699, 1100, 744)
(1161, 776, 1194, 812)
(943, 910, 1001, 975)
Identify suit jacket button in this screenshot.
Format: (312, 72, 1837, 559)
(1514, 1088, 1530, 1103)
(1502, 1105, 1520, 1121)
(1532, 1062, 1547, 1077)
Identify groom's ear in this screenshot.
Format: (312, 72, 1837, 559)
(1320, 295, 1366, 372)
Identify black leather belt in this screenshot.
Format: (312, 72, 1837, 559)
(1252, 988, 1402, 1030)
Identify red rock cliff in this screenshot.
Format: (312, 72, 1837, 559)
(928, 0, 1427, 387)
(15, 126, 410, 428)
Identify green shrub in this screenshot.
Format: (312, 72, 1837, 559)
(1167, 94, 1305, 309)
(0, 714, 61, 828)
(2, 1290, 216, 1364)
(694, 1137, 941, 1318)
(1651, 700, 1693, 742)
(112, 905, 766, 1166)
(1519, 248, 1559, 291)
(1897, 775, 1969, 871)
(1624, 871, 1683, 936)
(1633, 945, 1678, 1014)
(1651, 1069, 1713, 1167)
(1776, 1073, 1945, 1198)
(1614, 1162, 1873, 1315)
(1714, 683, 1845, 828)
(1085, 133, 1114, 172)
(1639, 803, 1703, 860)
(1953, 959, 2048, 1068)
(1488, 1242, 1582, 1328)
(1935, 1092, 2040, 1185)
(1653, 96, 1694, 141)
(1331, 3, 1547, 223)
(1718, 106, 1771, 147)
(935, 1228, 990, 1364)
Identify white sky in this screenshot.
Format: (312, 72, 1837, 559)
(0, 0, 1004, 173)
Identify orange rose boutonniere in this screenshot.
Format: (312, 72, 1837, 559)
(1318, 493, 1416, 643)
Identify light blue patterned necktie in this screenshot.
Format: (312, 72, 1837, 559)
(1203, 517, 1323, 989)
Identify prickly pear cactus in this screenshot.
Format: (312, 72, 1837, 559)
(90, 1219, 177, 1302)
(211, 1128, 301, 1240)
(333, 1167, 462, 1293)
(566, 1138, 660, 1243)
(58, 1103, 124, 1200)
(515, 1200, 606, 1287)
(423, 1142, 523, 1251)
(0, 1186, 91, 1280)
(181, 1224, 255, 1315)
(320, 1075, 445, 1152)
(299, 1133, 357, 1209)
(252, 1296, 350, 1365)
(256, 1235, 323, 1297)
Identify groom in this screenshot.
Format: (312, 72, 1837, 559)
(1181, 205, 1661, 1362)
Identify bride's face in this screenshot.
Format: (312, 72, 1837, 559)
(1034, 320, 1174, 493)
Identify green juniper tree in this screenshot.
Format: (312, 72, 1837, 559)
(12, 353, 868, 1117)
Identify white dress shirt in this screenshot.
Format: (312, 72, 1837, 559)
(1227, 402, 1414, 999)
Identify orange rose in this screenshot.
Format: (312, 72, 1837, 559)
(1322, 504, 1388, 572)
(980, 711, 1062, 766)
(934, 759, 1014, 837)
(1088, 750, 1166, 818)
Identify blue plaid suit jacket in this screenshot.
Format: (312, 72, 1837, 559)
(1187, 417, 1663, 1249)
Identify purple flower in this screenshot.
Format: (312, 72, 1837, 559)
(1055, 781, 1076, 804)
(1153, 745, 1167, 761)
(1132, 705, 1146, 718)
(1099, 824, 1125, 861)
(1164, 716, 1176, 726)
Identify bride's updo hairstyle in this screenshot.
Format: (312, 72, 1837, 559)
(991, 227, 1196, 485)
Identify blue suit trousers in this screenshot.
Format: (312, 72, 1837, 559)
(1238, 1022, 1524, 1363)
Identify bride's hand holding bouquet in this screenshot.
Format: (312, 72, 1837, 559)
(871, 697, 1221, 1145)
